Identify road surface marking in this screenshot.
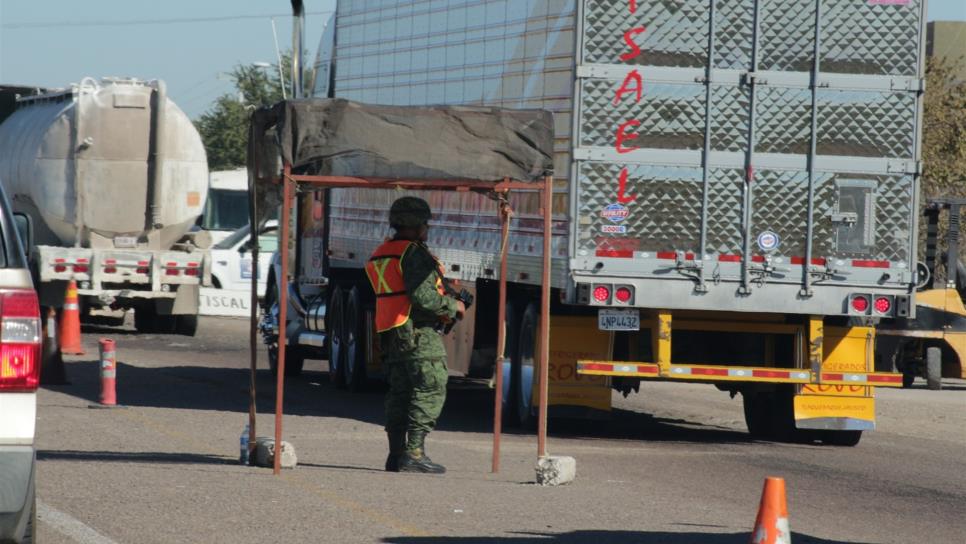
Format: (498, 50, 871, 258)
(38, 500, 121, 544)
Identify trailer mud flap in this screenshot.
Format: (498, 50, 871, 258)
(545, 316, 612, 414)
(794, 394, 875, 431)
(796, 325, 877, 431)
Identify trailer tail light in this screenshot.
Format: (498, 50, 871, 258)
(184, 262, 200, 277)
(165, 262, 180, 276)
(614, 285, 634, 304)
(850, 294, 870, 314)
(592, 285, 611, 304)
(54, 258, 67, 273)
(136, 260, 150, 275)
(0, 290, 42, 392)
(73, 258, 89, 274)
(103, 259, 117, 274)
(874, 296, 893, 315)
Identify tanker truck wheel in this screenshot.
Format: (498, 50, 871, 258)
(134, 306, 157, 333)
(175, 315, 198, 337)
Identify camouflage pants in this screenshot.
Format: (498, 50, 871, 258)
(385, 357, 448, 443)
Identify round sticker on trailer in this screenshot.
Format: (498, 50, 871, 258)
(757, 230, 780, 252)
(601, 203, 629, 224)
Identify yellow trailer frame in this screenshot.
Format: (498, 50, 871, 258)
(577, 311, 903, 432)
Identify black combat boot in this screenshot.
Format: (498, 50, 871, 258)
(385, 431, 407, 472)
(398, 430, 446, 474)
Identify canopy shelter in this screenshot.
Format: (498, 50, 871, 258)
(246, 98, 555, 474)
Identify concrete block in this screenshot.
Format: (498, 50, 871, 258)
(254, 437, 298, 469)
(535, 455, 576, 486)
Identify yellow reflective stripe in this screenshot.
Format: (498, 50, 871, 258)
(371, 258, 393, 294)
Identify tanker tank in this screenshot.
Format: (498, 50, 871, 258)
(0, 77, 208, 250)
(0, 77, 211, 336)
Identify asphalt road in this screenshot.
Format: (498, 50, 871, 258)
(33, 317, 966, 544)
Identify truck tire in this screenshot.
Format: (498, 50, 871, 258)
(136, 310, 176, 334)
(175, 315, 198, 337)
(926, 346, 942, 390)
(902, 367, 916, 388)
(513, 302, 539, 429)
(343, 286, 369, 392)
(743, 389, 803, 442)
(326, 285, 347, 387)
(742, 392, 771, 439)
(822, 430, 863, 447)
(268, 344, 305, 377)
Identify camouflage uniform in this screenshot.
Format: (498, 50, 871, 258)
(381, 242, 457, 447)
(375, 197, 457, 473)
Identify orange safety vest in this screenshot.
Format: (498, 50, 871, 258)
(365, 240, 445, 333)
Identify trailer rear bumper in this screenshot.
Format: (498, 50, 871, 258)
(576, 361, 903, 387)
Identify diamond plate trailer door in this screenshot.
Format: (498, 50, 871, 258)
(571, 0, 925, 316)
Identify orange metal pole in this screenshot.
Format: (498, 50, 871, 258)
(537, 176, 552, 459)
(248, 171, 259, 462)
(492, 192, 511, 473)
(273, 166, 293, 475)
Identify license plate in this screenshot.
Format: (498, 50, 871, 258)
(598, 309, 640, 331)
(113, 236, 137, 248)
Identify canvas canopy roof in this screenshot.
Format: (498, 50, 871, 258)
(248, 98, 554, 225)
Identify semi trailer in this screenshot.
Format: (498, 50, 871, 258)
(269, 0, 924, 444)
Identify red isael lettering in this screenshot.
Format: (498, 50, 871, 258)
(620, 27, 647, 62)
(615, 120, 641, 154)
(626, 0, 638, 14)
(617, 167, 637, 204)
(613, 69, 643, 105)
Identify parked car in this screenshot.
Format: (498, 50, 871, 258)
(0, 182, 41, 543)
(209, 221, 278, 296)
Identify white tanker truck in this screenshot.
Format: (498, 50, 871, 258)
(0, 77, 211, 335)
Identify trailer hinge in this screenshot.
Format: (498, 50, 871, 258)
(887, 160, 920, 175)
(892, 77, 925, 92)
(741, 72, 767, 86)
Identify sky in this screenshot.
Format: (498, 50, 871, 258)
(1, 0, 964, 119)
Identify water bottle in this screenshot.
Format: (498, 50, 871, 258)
(239, 423, 250, 465)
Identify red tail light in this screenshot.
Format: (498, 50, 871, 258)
(874, 296, 892, 315)
(0, 290, 42, 391)
(593, 285, 611, 303)
(850, 295, 870, 313)
(614, 286, 633, 303)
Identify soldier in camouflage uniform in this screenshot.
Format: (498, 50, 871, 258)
(365, 197, 465, 474)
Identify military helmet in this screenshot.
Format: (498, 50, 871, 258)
(389, 197, 432, 228)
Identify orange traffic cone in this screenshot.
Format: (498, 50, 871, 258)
(59, 280, 84, 355)
(750, 477, 792, 544)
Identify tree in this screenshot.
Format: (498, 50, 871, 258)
(195, 54, 312, 170)
(916, 57, 966, 265)
(922, 56, 966, 199)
